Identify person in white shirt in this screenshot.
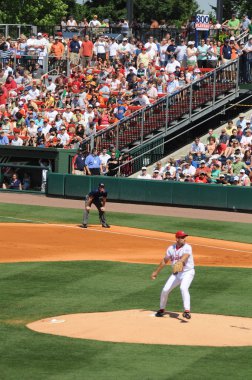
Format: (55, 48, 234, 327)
(164, 162, 176, 178)
(63, 105, 74, 123)
(132, 91, 150, 106)
(57, 127, 70, 146)
(109, 38, 119, 61)
(239, 169, 251, 186)
(94, 36, 108, 61)
(99, 148, 111, 165)
(165, 56, 180, 74)
(174, 39, 187, 67)
(182, 162, 196, 176)
(117, 38, 131, 63)
(28, 84, 40, 100)
(84, 105, 95, 125)
(190, 137, 206, 156)
(42, 120, 51, 136)
(240, 129, 252, 148)
(46, 78, 56, 92)
(159, 39, 169, 67)
(46, 107, 58, 122)
(67, 16, 78, 31)
(89, 15, 101, 28)
(144, 36, 158, 60)
(151, 230, 195, 319)
(147, 82, 158, 100)
(137, 167, 152, 179)
(27, 120, 38, 137)
(11, 132, 23, 146)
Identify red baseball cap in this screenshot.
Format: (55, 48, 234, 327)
(175, 230, 188, 238)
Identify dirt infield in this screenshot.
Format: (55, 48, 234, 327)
(1, 223, 252, 267)
(27, 310, 252, 347)
(1, 222, 252, 347)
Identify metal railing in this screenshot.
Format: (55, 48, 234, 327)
(0, 52, 70, 76)
(82, 59, 239, 156)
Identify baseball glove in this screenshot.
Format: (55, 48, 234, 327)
(172, 261, 184, 275)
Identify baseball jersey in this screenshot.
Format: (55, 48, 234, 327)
(165, 243, 194, 271)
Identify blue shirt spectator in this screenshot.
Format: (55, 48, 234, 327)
(85, 148, 102, 175)
(0, 132, 9, 145)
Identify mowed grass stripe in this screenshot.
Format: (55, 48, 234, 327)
(0, 202, 252, 243)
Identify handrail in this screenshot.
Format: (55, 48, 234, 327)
(82, 59, 239, 153)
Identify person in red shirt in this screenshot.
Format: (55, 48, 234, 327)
(80, 35, 94, 67)
(0, 85, 8, 105)
(3, 75, 17, 92)
(195, 172, 208, 183)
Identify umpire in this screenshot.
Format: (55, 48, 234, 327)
(81, 183, 110, 228)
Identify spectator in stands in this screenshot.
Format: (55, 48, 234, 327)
(72, 148, 87, 175)
(239, 168, 251, 186)
(186, 41, 197, 69)
(0, 130, 9, 145)
(244, 35, 252, 83)
(85, 147, 102, 175)
(151, 169, 162, 180)
(106, 152, 120, 176)
(189, 137, 206, 159)
(89, 15, 101, 28)
(11, 132, 23, 146)
(69, 35, 81, 65)
(231, 155, 247, 175)
(236, 113, 246, 130)
(226, 14, 240, 36)
(137, 47, 151, 68)
(195, 160, 211, 178)
(57, 126, 69, 147)
(197, 39, 208, 68)
(67, 16, 78, 31)
(195, 171, 209, 183)
(137, 166, 151, 179)
(80, 35, 94, 68)
(50, 36, 64, 59)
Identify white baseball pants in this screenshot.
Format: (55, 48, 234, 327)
(160, 269, 195, 311)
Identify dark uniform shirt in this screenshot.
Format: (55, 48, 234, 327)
(89, 189, 108, 201)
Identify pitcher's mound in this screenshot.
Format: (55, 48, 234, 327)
(27, 309, 252, 347)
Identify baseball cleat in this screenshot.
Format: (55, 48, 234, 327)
(182, 311, 191, 319)
(155, 309, 165, 317)
(102, 224, 110, 228)
(80, 224, 88, 228)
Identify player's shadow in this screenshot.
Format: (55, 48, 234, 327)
(165, 311, 188, 323)
(151, 310, 188, 323)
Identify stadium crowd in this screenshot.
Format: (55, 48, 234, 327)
(0, 14, 252, 188)
(138, 114, 252, 186)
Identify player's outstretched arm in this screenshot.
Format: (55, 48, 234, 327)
(151, 258, 169, 280)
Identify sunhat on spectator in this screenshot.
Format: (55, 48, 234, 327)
(239, 113, 245, 117)
(154, 169, 159, 173)
(230, 36, 235, 41)
(219, 174, 225, 178)
(66, 105, 71, 108)
(200, 160, 206, 164)
(141, 167, 147, 170)
(240, 169, 245, 173)
(245, 119, 251, 124)
(234, 176, 239, 181)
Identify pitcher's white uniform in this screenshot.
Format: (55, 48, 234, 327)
(160, 243, 195, 311)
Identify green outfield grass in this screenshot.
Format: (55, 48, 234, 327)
(0, 202, 252, 379)
(0, 202, 252, 243)
(1, 261, 252, 380)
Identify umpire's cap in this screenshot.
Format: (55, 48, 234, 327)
(98, 183, 105, 187)
(175, 230, 188, 238)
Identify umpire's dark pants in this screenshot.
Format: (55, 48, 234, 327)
(83, 196, 107, 226)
